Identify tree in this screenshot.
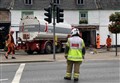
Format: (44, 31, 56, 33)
(108, 12, 120, 56)
(109, 12, 120, 33)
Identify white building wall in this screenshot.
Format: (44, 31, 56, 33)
(112, 34, 120, 46)
(100, 10, 120, 45)
(88, 10, 100, 25)
(11, 10, 21, 43)
(34, 10, 45, 20)
(64, 10, 79, 24)
(88, 10, 120, 45)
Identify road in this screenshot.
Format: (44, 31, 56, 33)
(0, 60, 120, 83)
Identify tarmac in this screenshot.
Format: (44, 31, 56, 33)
(0, 47, 120, 64)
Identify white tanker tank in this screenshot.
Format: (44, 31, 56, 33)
(17, 16, 71, 54)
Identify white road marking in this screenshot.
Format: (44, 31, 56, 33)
(12, 63, 25, 83)
(0, 64, 18, 66)
(0, 79, 8, 81)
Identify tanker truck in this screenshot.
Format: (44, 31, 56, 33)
(16, 16, 71, 54)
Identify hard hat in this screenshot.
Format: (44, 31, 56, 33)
(71, 28, 79, 36)
(108, 35, 110, 37)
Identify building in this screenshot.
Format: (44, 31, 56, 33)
(0, 0, 12, 48)
(1, 0, 120, 47)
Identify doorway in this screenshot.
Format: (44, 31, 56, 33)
(82, 30, 96, 47)
(0, 23, 10, 49)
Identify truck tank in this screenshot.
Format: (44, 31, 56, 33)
(17, 16, 71, 54)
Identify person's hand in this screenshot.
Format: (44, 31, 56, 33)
(65, 56, 67, 59)
(64, 54, 68, 59)
(82, 56, 85, 59)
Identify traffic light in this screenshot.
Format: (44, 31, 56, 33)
(56, 7, 64, 23)
(44, 7, 52, 23)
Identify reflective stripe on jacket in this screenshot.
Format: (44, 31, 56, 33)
(66, 36, 85, 61)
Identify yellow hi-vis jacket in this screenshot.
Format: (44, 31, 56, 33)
(66, 36, 85, 61)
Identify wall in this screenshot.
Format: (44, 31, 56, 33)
(88, 10, 120, 45)
(64, 10, 79, 24)
(11, 10, 21, 43)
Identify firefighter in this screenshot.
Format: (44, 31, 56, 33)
(64, 28, 85, 81)
(5, 29, 16, 59)
(106, 35, 112, 51)
(96, 33, 100, 49)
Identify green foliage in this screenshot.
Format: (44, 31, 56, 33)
(109, 12, 120, 33)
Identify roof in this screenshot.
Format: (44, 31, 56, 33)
(1, 0, 120, 10)
(100, 0, 120, 10)
(0, 0, 13, 10)
(13, 0, 50, 10)
(12, 0, 97, 10)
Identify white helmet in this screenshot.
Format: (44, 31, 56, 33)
(71, 28, 79, 36)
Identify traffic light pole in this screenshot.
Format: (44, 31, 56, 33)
(45, 1, 64, 60)
(52, 3, 56, 60)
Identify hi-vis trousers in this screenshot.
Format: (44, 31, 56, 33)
(65, 60, 82, 78)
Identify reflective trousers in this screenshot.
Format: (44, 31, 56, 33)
(65, 60, 82, 78)
(7, 43, 15, 55)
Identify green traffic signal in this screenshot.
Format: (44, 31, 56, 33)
(56, 7, 64, 23)
(44, 7, 52, 23)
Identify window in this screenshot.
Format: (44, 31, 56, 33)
(22, 11, 34, 18)
(54, 0, 60, 4)
(77, 0, 84, 5)
(24, 0, 33, 5)
(81, 13, 86, 19)
(79, 12, 88, 24)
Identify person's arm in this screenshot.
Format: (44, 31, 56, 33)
(64, 45, 69, 59)
(82, 47, 86, 55)
(82, 39, 86, 59)
(64, 39, 70, 59)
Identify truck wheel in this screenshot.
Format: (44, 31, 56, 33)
(56, 43, 62, 53)
(26, 50, 33, 54)
(45, 42, 52, 54)
(37, 51, 41, 54)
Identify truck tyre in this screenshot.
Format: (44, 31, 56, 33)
(45, 42, 52, 54)
(37, 51, 41, 54)
(26, 50, 33, 54)
(56, 43, 62, 53)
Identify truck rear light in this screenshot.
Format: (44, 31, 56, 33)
(36, 44, 39, 48)
(23, 34, 30, 39)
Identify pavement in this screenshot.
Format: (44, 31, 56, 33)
(0, 47, 120, 64)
